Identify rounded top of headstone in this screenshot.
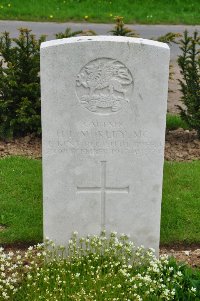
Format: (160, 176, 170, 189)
(40, 36, 170, 51)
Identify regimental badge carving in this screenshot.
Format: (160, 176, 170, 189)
(76, 58, 134, 114)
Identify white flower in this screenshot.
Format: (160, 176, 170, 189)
(163, 288, 170, 296)
(2, 292, 9, 299)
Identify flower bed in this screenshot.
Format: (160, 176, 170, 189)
(0, 232, 199, 300)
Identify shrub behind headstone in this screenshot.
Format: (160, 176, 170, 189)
(0, 28, 45, 138)
(178, 30, 200, 138)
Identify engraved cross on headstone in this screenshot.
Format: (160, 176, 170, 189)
(77, 161, 129, 229)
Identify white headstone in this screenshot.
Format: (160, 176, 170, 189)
(41, 36, 170, 254)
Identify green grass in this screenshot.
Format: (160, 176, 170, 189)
(161, 161, 200, 245)
(0, 156, 42, 245)
(0, 0, 200, 24)
(166, 114, 189, 131)
(0, 157, 200, 246)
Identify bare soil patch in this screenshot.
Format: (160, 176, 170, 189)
(0, 135, 41, 159)
(160, 246, 200, 269)
(165, 129, 200, 161)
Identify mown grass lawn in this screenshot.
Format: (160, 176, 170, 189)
(161, 161, 200, 245)
(0, 156, 42, 245)
(0, 0, 200, 24)
(0, 156, 200, 246)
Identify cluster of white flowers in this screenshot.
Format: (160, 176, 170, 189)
(0, 243, 46, 300)
(0, 247, 20, 299)
(0, 232, 198, 300)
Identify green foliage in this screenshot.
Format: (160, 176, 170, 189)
(161, 161, 200, 245)
(0, 156, 42, 245)
(55, 27, 96, 39)
(1, 233, 199, 300)
(157, 32, 181, 45)
(166, 114, 189, 130)
(55, 27, 84, 39)
(0, 28, 45, 138)
(109, 16, 138, 37)
(178, 30, 200, 138)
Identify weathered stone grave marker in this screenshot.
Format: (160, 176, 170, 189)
(41, 36, 170, 254)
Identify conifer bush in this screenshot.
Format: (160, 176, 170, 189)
(0, 28, 45, 138)
(178, 30, 200, 138)
(109, 16, 138, 37)
(55, 28, 96, 39)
